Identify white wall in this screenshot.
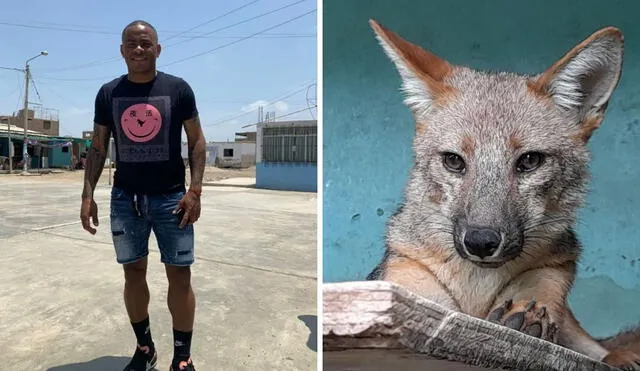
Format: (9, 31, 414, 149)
(208, 142, 255, 167)
(179, 141, 256, 167)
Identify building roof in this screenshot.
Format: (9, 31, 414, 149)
(256, 119, 317, 129)
(0, 123, 85, 142)
(0, 122, 49, 136)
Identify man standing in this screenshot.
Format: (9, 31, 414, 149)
(80, 20, 206, 371)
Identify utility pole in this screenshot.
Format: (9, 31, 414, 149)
(19, 50, 48, 176)
(21, 64, 30, 175)
(8, 112, 13, 174)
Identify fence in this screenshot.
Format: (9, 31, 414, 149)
(261, 125, 317, 163)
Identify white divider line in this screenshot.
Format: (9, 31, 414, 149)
(31, 215, 109, 231)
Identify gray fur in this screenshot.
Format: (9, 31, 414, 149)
(364, 22, 640, 366)
(369, 26, 623, 270)
(364, 21, 640, 367)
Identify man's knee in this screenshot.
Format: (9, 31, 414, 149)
(123, 258, 148, 283)
(165, 265, 191, 288)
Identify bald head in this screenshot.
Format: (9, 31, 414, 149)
(120, 19, 161, 79)
(122, 20, 158, 43)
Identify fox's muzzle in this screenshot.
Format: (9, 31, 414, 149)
(463, 226, 503, 259)
(453, 173, 524, 267)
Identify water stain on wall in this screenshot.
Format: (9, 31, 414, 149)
(569, 275, 640, 337)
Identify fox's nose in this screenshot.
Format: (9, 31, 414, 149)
(463, 227, 502, 258)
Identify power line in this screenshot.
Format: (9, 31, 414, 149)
(7, 20, 117, 30)
(205, 82, 314, 127)
(0, 22, 315, 42)
(0, 21, 115, 35)
(14, 72, 23, 113)
(163, 0, 307, 49)
(0, 19, 312, 39)
(277, 105, 316, 119)
(305, 83, 316, 119)
(0, 20, 199, 34)
(0, 1, 259, 38)
(0, 71, 22, 102)
(0, 66, 23, 72)
(40, 57, 117, 74)
(239, 105, 315, 128)
(161, 8, 316, 67)
(37, 74, 117, 82)
(36, 32, 315, 75)
(29, 71, 42, 103)
(38, 1, 264, 74)
(207, 91, 308, 127)
(161, 0, 261, 43)
(188, 33, 315, 38)
(38, 0, 308, 75)
(37, 9, 316, 83)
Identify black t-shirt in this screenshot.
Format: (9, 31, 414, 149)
(94, 71, 198, 195)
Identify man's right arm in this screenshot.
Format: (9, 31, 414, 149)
(82, 123, 111, 200)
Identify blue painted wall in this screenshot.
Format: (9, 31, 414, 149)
(0, 138, 10, 157)
(48, 146, 71, 167)
(256, 162, 317, 192)
(322, 0, 640, 338)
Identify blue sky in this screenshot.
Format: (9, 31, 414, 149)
(0, 0, 317, 141)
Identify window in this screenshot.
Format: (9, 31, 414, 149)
(62, 146, 69, 153)
(223, 148, 234, 157)
(262, 125, 317, 163)
(43, 121, 51, 130)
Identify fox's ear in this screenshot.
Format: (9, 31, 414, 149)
(529, 27, 624, 122)
(369, 19, 454, 117)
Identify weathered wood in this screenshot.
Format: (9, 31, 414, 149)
(323, 281, 616, 371)
(324, 349, 501, 370)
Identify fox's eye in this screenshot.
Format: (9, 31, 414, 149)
(516, 152, 545, 173)
(442, 152, 465, 173)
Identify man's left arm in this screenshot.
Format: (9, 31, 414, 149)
(184, 114, 206, 193)
(176, 115, 206, 228)
(177, 81, 206, 228)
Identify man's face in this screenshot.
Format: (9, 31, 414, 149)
(120, 25, 160, 74)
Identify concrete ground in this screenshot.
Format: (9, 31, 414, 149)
(0, 172, 317, 370)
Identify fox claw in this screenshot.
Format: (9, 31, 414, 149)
(602, 350, 640, 371)
(486, 298, 558, 343)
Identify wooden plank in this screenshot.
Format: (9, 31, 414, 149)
(323, 281, 615, 371)
(324, 349, 501, 370)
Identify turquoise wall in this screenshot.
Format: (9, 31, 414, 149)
(256, 162, 317, 192)
(49, 146, 71, 167)
(0, 138, 9, 157)
(322, 0, 640, 338)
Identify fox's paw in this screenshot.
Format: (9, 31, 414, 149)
(602, 349, 640, 371)
(486, 299, 558, 342)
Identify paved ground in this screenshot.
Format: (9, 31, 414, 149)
(0, 173, 317, 370)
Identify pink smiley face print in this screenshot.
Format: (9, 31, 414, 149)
(121, 103, 162, 143)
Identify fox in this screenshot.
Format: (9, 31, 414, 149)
(365, 19, 640, 370)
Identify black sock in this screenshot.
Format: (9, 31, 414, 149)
(172, 329, 193, 364)
(131, 317, 154, 352)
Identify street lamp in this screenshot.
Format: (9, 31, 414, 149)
(21, 50, 48, 175)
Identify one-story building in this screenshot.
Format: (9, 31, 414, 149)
(255, 119, 317, 192)
(0, 123, 89, 171)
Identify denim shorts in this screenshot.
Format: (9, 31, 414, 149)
(109, 186, 195, 266)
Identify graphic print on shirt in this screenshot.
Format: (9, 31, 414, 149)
(121, 103, 162, 143)
(112, 96, 172, 163)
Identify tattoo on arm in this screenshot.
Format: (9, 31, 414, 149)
(185, 116, 206, 190)
(82, 124, 111, 199)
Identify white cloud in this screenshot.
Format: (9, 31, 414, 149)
(273, 101, 289, 112)
(66, 107, 92, 116)
(241, 100, 289, 113)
